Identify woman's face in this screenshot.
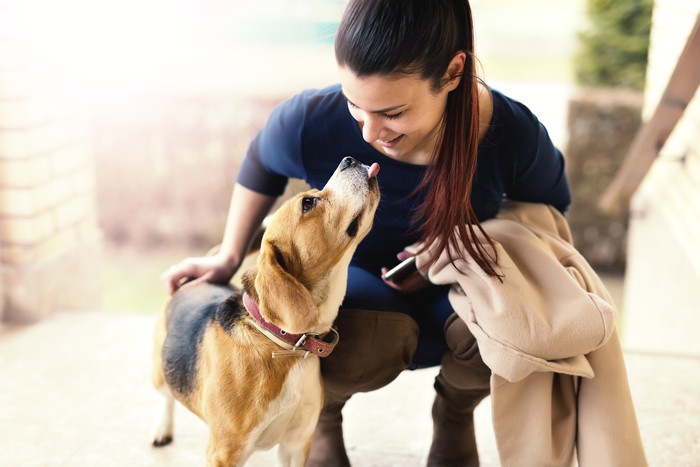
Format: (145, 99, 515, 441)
(339, 66, 455, 165)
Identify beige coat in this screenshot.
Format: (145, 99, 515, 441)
(412, 201, 647, 467)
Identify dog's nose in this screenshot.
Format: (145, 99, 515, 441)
(340, 156, 359, 171)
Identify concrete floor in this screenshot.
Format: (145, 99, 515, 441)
(1, 308, 699, 467)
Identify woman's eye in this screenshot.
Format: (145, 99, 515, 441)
(301, 197, 317, 214)
(384, 111, 404, 120)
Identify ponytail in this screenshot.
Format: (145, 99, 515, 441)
(336, 0, 500, 277)
(413, 2, 500, 277)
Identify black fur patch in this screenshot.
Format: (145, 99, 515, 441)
(215, 292, 246, 333)
(162, 283, 238, 395)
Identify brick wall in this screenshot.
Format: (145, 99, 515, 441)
(0, 5, 102, 323)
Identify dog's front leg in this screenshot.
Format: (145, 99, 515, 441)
(278, 440, 313, 467)
(151, 387, 175, 447)
(206, 431, 248, 467)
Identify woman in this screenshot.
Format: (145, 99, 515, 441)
(162, 0, 570, 465)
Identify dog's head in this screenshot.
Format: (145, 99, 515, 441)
(243, 157, 380, 334)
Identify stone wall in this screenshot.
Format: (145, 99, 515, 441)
(565, 88, 643, 272)
(0, 4, 102, 323)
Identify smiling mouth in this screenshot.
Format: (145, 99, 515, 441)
(377, 135, 403, 148)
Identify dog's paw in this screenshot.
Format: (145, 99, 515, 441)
(152, 434, 173, 447)
(151, 391, 175, 448)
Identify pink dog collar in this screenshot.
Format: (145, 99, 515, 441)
(242, 293, 339, 358)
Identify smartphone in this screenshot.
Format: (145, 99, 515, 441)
(383, 256, 417, 283)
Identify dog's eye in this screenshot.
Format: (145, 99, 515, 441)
(301, 197, 317, 214)
(346, 215, 360, 237)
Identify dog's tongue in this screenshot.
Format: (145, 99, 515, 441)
(368, 163, 380, 179)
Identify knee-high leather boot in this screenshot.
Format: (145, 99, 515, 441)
(427, 313, 491, 467)
(306, 309, 419, 467)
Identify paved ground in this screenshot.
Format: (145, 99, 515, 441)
(1, 307, 699, 467)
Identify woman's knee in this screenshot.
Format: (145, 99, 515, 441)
(321, 308, 419, 394)
(440, 313, 491, 391)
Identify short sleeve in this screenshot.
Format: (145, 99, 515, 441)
(236, 92, 310, 196)
(498, 95, 571, 213)
(508, 123, 571, 213)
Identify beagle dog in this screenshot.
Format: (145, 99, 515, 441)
(151, 157, 380, 466)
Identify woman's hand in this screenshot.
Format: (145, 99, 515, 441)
(161, 253, 239, 295)
(381, 251, 430, 294)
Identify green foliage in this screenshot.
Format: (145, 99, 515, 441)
(575, 0, 653, 90)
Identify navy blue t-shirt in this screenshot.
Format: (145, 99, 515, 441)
(237, 84, 570, 272)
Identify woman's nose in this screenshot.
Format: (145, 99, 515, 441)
(361, 115, 383, 143)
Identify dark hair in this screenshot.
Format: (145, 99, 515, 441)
(335, 0, 499, 277)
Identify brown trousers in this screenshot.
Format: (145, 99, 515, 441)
(308, 308, 492, 466)
(321, 308, 491, 395)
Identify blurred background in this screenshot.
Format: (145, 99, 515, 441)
(3, 0, 698, 362)
(1, 0, 699, 464)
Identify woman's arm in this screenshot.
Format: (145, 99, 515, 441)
(162, 90, 317, 294)
(218, 183, 278, 269)
(161, 183, 277, 294)
(494, 91, 571, 213)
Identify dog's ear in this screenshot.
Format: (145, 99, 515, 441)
(254, 241, 319, 334)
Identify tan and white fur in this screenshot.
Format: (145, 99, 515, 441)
(151, 157, 380, 466)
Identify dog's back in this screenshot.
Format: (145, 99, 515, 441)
(160, 283, 236, 397)
(152, 282, 322, 464)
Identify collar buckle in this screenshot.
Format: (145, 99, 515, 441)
(293, 334, 308, 349)
(243, 292, 338, 358)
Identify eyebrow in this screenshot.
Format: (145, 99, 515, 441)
(342, 92, 407, 114)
